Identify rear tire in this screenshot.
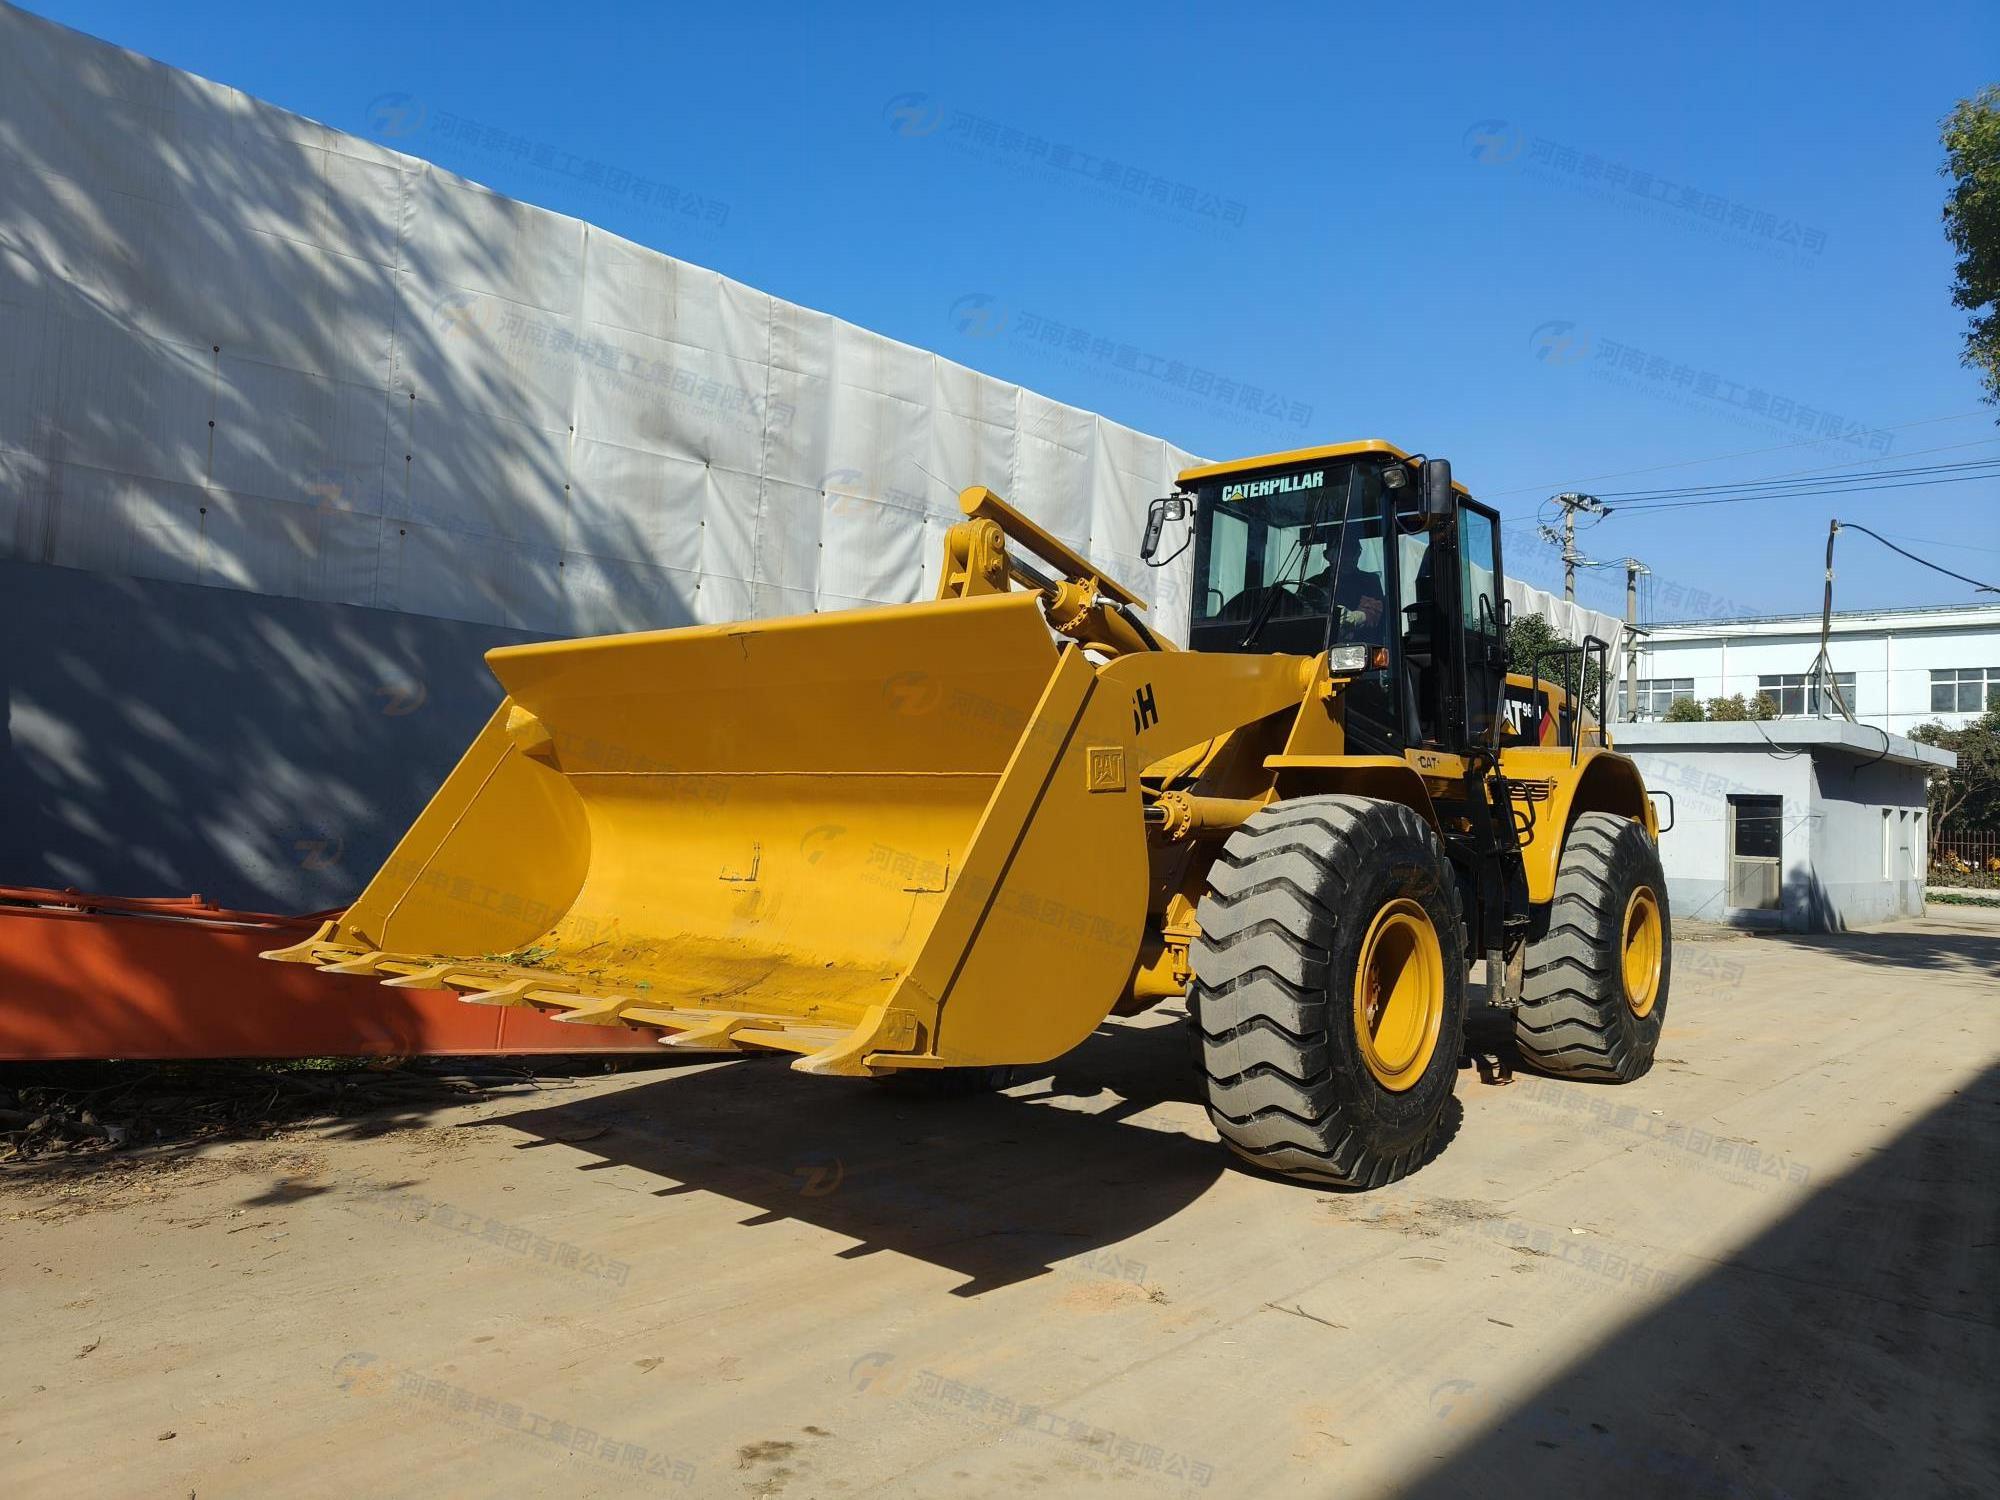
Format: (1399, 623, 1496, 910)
(1513, 812, 1671, 1082)
(1189, 796, 1466, 1189)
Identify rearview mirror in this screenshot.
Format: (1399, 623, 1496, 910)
(1140, 494, 1190, 562)
(1421, 458, 1454, 520)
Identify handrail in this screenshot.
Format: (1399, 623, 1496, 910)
(1528, 633, 1613, 765)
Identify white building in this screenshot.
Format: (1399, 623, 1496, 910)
(1623, 603, 2000, 734)
(1616, 722, 1953, 932)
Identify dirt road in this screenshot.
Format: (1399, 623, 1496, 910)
(4, 911, 1995, 1499)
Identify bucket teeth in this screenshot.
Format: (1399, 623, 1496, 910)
(551, 995, 643, 1026)
(793, 1005, 921, 1076)
(381, 962, 462, 989)
(460, 978, 541, 1008)
(321, 950, 392, 976)
(276, 940, 931, 1071)
(258, 920, 342, 964)
(656, 1015, 777, 1050)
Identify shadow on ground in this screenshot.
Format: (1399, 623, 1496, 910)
(491, 1017, 1235, 1296)
(1396, 1061, 2000, 1500)
(0, 1055, 683, 1178)
(1748, 917, 2000, 981)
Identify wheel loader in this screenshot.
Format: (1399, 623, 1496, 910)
(267, 440, 1671, 1188)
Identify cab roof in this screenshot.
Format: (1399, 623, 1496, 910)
(1177, 440, 1472, 497)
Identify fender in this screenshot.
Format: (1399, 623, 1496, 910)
(1263, 754, 1442, 830)
(1501, 746, 1655, 904)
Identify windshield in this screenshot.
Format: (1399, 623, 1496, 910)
(1190, 462, 1390, 649)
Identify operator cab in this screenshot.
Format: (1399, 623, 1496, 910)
(1142, 441, 1508, 759)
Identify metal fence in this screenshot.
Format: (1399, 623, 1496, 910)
(1933, 830, 2000, 874)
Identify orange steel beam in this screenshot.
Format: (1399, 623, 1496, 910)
(0, 886, 664, 1062)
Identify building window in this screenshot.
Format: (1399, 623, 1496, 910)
(1631, 678, 1695, 719)
(1757, 672, 1856, 717)
(1930, 667, 2000, 714)
(1878, 808, 1920, 885)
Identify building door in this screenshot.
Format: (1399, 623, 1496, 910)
(1727, 795, 1783, 911)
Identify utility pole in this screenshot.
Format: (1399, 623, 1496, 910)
(1808, 519, 1855, 722)
(1539, 492, 1609, 602)
(1619, 557, 1650, 721)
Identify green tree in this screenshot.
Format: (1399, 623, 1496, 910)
(1506, 612, 1603, 702)
(1701, 693, 1777, 722)
(1910, 708, 2000, 853)
(1942, 86, 2000, 412)
(1662, 696, 1705, 723)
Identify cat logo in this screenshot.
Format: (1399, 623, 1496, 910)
(1502, 690, 1559, 744)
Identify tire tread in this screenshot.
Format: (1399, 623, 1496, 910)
(1189, 795, 1462, 1188)
(1513, 811, 1670, 1082)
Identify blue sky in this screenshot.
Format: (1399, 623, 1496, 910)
(26, 0, 2000, 621)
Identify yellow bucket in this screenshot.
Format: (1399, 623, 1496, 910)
(266, 591, 1160, 1074)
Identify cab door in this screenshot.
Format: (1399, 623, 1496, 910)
(1455, 500, 1507, 753)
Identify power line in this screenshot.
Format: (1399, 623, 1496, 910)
(1497, 457, 2000, 615)
(1611, 467, 2000, 515)
(1503, 464, 1999, 528)
(1837, 521, 1999, 595)
(1496, 443, 2000, 536)
(1481, 410, 1993, 499)
(1600, 454, 2000, 502)
(1878, 530, 2000, 556)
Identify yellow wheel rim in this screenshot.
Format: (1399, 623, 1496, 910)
(1621, 886, 1663, 1017)
(1352, 898, 1446, 1092)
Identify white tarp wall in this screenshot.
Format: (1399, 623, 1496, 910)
(0, 3, 1198, 643)
(1505, 576, 1628, 689)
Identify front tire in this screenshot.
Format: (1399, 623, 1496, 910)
(1189, 796, 1467, 1188)
(1513, 812, 1671, 1081)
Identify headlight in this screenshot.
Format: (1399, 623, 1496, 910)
(1326, 644, 1369, 674)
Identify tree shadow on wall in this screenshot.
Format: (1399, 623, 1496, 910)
(0, 7, 691, 907)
